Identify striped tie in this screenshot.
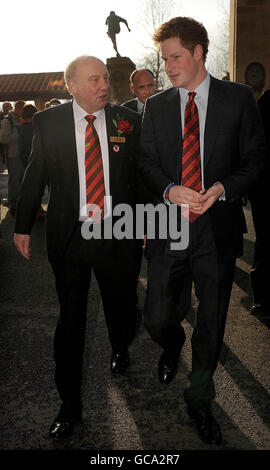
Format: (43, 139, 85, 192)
(85, 115, 105, 220)
(182, 91, 202, 222)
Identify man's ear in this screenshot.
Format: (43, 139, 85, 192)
(130, 83, 135, 95)
(194, 44, 203, 61)
(67, 79, 77, 95)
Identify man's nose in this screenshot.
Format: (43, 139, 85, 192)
(101, 79, 110, 89)
(165, 59, 172, 73)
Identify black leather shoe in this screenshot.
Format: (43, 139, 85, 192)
(111, 350, 129, 374)
(49, 402, 82, 440)
(187, 404, 222, 445)
(158, 350, 179, 384)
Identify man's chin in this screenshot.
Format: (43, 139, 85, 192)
(100, 96, 109, 103)
(94, 98, 108, 110)
(170, 78, 183, 88)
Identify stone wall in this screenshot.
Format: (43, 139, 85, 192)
(230, 0, 270, 91)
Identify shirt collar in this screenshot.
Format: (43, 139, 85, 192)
(137, 98, 144, 112)
(179, 72, 210, 102)
(73, 98, 105, 122)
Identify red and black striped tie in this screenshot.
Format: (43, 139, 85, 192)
(182, 91, 202, 222)
(85, 115, 105, 220)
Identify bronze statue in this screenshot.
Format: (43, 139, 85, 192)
(105, 11, 131, 57)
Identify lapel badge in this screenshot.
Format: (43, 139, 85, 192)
(110, 136, 126, 143)
(113, 144, 120, 153)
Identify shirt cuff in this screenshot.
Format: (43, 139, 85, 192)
(163, 183, 176, 204)
(214, 182, 226, 201)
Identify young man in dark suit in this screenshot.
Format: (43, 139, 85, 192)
(123, 68, 156, 113)
(140, 17, 265, 445)
(14, 55, 141, 439)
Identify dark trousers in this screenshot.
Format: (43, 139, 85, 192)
(134, 240, 144, 305)
(54, 223, 138, 403)
(144, 213, 236, 408)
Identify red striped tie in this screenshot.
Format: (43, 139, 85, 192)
(182, 91, 202, 222)
(85, 115, 106, 220)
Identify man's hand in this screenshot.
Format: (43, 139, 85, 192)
(192, 183, 225, 215)
(168, 185, 205, 211)
(14, 234, 31, 260)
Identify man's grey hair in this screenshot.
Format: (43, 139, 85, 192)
(64, 55, 105, 90)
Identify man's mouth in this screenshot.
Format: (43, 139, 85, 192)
(98, 93, 109, 99)
(168, 73, 179, 80)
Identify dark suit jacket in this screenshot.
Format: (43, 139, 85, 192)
(15, 101, 141, 270)
(139, 75, 265, 256)
(122, 98, 139, 112)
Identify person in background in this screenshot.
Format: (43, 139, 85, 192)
(123, 68, 156, 114)
(20, 104, 37, 167)
(0, 100, 25, 215)
(1, 101, 13, 117)
(123, 68, 159, 313)
(49, 98, 61, 106)
(0, 102, 13, 167)
(43, 99, 61, 109)
(19, 103, 46, 221)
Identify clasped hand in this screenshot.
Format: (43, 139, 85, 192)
(168, 183, 225, 215)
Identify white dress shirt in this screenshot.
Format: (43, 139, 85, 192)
(136, 98, 144, 113)
(72, 99, 112, 221)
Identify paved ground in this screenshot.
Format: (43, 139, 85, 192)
(0, 161, 269, 462)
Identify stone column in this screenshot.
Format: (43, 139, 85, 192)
(106, 57, 136, 104)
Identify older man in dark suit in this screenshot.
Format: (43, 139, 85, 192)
(14, 55, 141, 439)
(140, 17, 265, 445)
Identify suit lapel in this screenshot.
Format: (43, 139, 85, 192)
(105, 103, 125, 191)
(204, 76, 225, 170)
(58, 102, 77, 157)
(58, 101, 80, 212)
(165, 87, 182, 179)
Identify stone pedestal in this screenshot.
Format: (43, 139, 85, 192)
(106, 57, 136, 104)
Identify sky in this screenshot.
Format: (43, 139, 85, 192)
(0, 0, 230, 75)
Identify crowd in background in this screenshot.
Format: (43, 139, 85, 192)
(0, 98, 61, 217)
